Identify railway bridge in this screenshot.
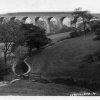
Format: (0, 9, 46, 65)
(0, 12, 100, 33)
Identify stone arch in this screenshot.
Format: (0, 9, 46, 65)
(60, 17, 66, 23)
(10, 17, 16, 21)
(35, 17, 42, 23)
(48, 17, 58, 25)
(22, 17, 32, 24)
(35, 17, 47, 30)
(60, 17, 71, 27)
(47, 17, 59, 33)
(35, 17, 44, 24)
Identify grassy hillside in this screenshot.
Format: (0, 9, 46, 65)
(1, 33, 100, 95)
(27, 34, 100, 83)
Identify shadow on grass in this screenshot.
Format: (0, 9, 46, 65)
(50, 78, 100, 92)
(93, 36, 100, 41)
(29, 75, 100, 92)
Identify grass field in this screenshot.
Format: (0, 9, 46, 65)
(1, 33, 100, 95)
(26, 34, 100, 83)
(0, 79, 93, 96)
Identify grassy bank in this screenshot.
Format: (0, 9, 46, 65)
(1, 33, 100, 95)
(26, 34, 100, 83)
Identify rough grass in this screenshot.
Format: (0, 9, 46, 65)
(26, 34, 100, 83)
(0, 79, 91, 96)
(1, 33, 100, 95)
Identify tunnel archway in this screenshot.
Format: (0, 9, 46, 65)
(22, 17, 32, 24)
(47, 17, 59, 33)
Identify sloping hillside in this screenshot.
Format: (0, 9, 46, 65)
(1, 34, 100, 95)
(27, 34, 100, 82)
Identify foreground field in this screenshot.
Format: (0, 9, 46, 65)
(27, 34, 100, 82)
(1, 33, 100, 95)
(0, 79, 94, 96)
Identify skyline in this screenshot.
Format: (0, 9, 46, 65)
(0, 0, 100, 14)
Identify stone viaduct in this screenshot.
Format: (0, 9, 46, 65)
(0, 12, 100, 33)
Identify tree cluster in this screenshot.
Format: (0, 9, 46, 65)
(0, 20, 51, 64)
(71, 7, 93, 35)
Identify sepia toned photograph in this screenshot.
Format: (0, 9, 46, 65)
(0, 0, 99, 96)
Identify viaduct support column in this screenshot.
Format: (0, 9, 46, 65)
(57, 18, 63, 30)
(44, 19, 50, 34)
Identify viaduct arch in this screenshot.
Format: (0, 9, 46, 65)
(0, 12, 99, 33)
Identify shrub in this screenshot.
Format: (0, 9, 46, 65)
(23, 24, 51, 52)
(26, 35, 51, 49)
(93, 36, 100, 41)
(0, 58, 11, 80)
(91, 21, 100, 31)
(95, 29, 100, 36)
(93, 50, 100, 61)
(57, 26, 75, 33)
(82, 54, 94, 63)
(70, 31, 81, 38)
(82, 51, 100, 63)
(93, 29, 100, 41)
(11, 24, 51, 57)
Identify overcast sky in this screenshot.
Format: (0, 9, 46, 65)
(0, 0, 100, 14)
